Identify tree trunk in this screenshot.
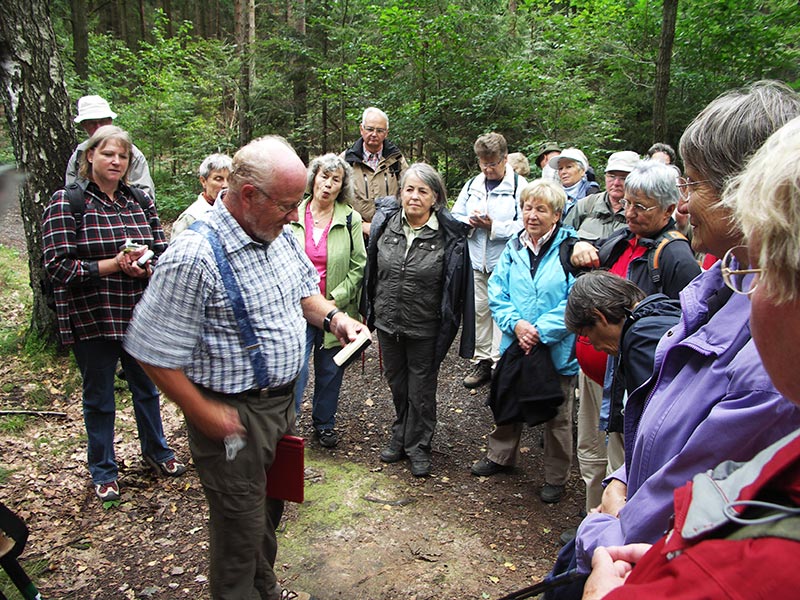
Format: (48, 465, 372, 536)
(0, 0, 77, 343)
(70, 0, 89, 83)
(652, 0, 678, 142)
(289, 0, 309, 162)
(139, 0, 147, 42)
(163, 0, 174, 37)
(234, 0, 254, 145)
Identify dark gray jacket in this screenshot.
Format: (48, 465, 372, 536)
(606, 294, 683, 434)
(364, 197, 475, 365)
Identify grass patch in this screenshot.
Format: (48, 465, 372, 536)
(0, 414, 29, 434)
(0, 558, 49, 600)
(278, 451, 413, 557)
(0, 465, 13, 484)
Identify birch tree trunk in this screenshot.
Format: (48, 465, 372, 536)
(0, 0, 77, 342)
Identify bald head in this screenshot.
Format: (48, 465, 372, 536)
(225, 135, 307, 243)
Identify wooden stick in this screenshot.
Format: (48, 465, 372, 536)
(0, 409, 67, 418)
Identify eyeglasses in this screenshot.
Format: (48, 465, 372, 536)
(721, 245, 764, 296)
(605, 174, 628, 183)
(362, 126, 387, 135)
(677, 177, 710, 201)
(251, 183, 303, 214)
(621, 198, 659, 213)
(478, 157, 505, 169)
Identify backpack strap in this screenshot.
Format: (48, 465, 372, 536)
(513, 172, 519, 220)
(648, 230, 689, 286)
(346, 211, 353, 254)
(64, 182, 155, 229)
(64, 183, 88, 227)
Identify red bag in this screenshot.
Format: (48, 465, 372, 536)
(266, 435, 305, 503)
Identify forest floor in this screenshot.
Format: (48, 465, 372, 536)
(0, 201, 585, 599)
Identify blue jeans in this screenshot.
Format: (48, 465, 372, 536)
(294, 324, 345, 431)
(72, 339, 174, 485)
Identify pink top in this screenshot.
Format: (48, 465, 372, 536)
(304, 204, 331, 297)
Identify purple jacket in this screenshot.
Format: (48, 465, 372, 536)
(575, 263, 800, 572)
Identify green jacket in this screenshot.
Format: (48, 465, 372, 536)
(290, 199, 367, 349)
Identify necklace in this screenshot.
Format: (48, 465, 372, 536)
(311, 203, 334, 225)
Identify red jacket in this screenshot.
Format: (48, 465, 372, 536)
(605, 430, 800, 599)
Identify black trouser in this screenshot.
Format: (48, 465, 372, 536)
(378, 330, 440, 461)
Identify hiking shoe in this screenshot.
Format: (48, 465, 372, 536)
(560, 527, 577, 545)
(540, 483, 565, 504)
(316, 429, 339, 448)
(470, 456, 511, 477)
(410, 458, 431, 478)
(380, 447, 405, 463)
(95, 481, 120, 502)
(279, 589, 317, 600)
(144, 455, 187, 477)
(463, 359, 493, 389)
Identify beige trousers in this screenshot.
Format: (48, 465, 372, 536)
(473, 270, 502, 363)
(577, 371, 625, 512)
(486, 374, 576, 485)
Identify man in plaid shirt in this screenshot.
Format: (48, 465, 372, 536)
(125, 135, 365, 600)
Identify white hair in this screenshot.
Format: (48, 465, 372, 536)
(361, 107, 389, 128)
(727, 115, 800, 303)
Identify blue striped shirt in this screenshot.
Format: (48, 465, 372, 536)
(124, 198, 319, 392)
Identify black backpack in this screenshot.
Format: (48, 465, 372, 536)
(40, 183, 152, 310)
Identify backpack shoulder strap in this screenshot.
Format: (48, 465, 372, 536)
(346, 211, 353, 253)
(64, 183, 87, 224)
(648, 230, 689, 286)
(513, 173, 519, 219)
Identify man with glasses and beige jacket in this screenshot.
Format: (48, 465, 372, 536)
(342, 107, 409, 237)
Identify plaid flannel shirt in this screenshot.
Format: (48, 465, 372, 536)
(42, 181, 166, 345)
(124, 198, 320, 392)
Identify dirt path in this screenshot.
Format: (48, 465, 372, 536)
(0, 210, 585, 600)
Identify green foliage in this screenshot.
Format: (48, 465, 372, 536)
(0, 414, 29, 434)
(62, 10, 239, 219)
(52, 0, 799, 201)
(0, 465, 12, 484)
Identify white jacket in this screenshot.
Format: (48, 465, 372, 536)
(451, 166, 524, 272)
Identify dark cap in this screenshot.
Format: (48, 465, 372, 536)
(535, 142, 562, 166)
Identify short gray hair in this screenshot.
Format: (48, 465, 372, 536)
(647, 143, 676, 164)
(306, 153, 354, 205)
(728, 115, 800, 303)
(507, 152, 531, 177)
(679, 80, 800, 194)
(565, 271, 646, 332)
(362, 107, 389, 128)
(474, 132, 508, 160)
(624, 161, 679, 209)
(520, 178, 567, 215)
(399, 163, 447, 210)
(199, 153, 233, 178)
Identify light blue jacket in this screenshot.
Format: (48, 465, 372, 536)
(488, 225, 578, 375)
(451, 166, 524, 273)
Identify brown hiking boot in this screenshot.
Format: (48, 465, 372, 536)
(463, 359, 493, 389)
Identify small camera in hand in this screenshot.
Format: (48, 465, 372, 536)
(136, 249, 154, 267)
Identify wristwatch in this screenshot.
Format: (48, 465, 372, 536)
(323, 308, 342, 333)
